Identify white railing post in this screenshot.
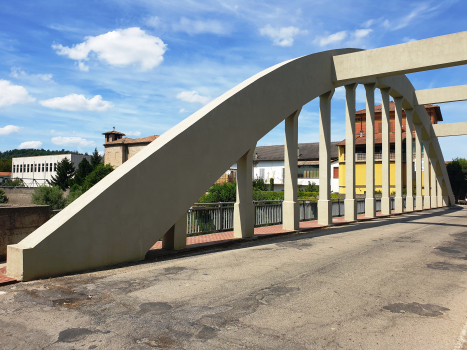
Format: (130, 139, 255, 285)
(234, 147, 255, 238)
(423, 141, 431, 209)
(345, 83, 358, 221)
(283, 109, 301, 230)
(394, 97, 404, 213)
(365, 83, 376, 218)
(405, 109, 414, 211)
(380, 88, 391, 215)
(318, 91, 333, 225)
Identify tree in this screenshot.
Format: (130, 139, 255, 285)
(447, 158, 467, 203)
(31, 185, 66, 209)
(0, 189, 7, 203)
(269, 178, 275, 191)
(82, 164, 114, 191)
(90, 148, 103, 169)
(252, 178, 267, 191)
(0, 158, 12, 172)
(74, 158, 93, 186)
(305, 181, 319, 193)
(49, 158, 75, 190)
(3, 178, 25, 187)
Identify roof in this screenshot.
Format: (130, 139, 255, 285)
(105, 135, 159, 146)
(356, 101, 443, 121)
(337, 132, 413, 146)
(102, 130, 126, 135)
(0, 172, 12, 176)
(254, 141, 340, 161)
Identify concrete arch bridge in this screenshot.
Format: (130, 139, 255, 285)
(7, 31, 467, 281)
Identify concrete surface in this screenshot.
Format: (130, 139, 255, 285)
(0, 187, 35, 205)
(433, 122, 467, 137)
(415, 85, 467, 105)
(2, 206, 467, 349)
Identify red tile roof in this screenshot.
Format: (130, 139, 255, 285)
(105, 135, 159, 145)
(0, 172, 12, 176)
(337, 132, 414, 146)
(102, 130, 126, 135)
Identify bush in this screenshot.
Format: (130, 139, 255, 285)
(269, 178, 274, 191)
(82, 164, 114, 191)
(0, 189, 7, 203)
(252, 178, 268, 191)
(3, 178, 25, 187)
(31, 185, 66, 209)
(198, 182, 237, 203)
(66, 185, 83, 206)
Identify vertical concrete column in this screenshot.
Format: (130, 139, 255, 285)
(344, 83, 358, 221)
(437, 177, 443, 207)
(405, 109, 414, 211)
(423, 141, 431, 209)
(318, 92, 333, 225)
(234, 147, 255, 238)
(364, 83, 376, 218)
(430, 159, 438, 208)
(394, 97, 403, 213)
(162, 212, 187, 250)
(414, 124, 423, 210)
(380, 88, 391, 215)
(283, 109, 301, 230)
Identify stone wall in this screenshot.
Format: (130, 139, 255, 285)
(104, 145, 124, 168)
(1, 187, 36, 205)
(0, 205, 50, 261)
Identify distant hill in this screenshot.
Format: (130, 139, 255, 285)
(0, 149, 84, 160)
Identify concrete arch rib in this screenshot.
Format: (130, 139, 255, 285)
(7, 49, 360, 281)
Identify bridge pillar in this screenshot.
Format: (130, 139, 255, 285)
(162, 212, 187, 250)
(318, 92, 333, 225)
(283, 109, 301, 230)
(394, 97, 404, 213)
(380, 88, 391, 215)
(234, 147, 255, 238)
(437, 176, 443, 207)
(430, 159, 438, 208)
(364, 83, 376, 218)
(415, 124, 423, 210)
(344, 83, 357, 221)
(423, 141, 431, 209)
(405, 109, 414, 211)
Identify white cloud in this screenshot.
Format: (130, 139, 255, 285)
(402, 37, 417, 43)
(52, 27, 167, 71)
(259, 24, 308, 47)
(40, 94, 113, 111)
(126, 131, 141, 136)
(314, 31, 347, 46)
(173, 17, 230, 35)
(0, 80, 36, 107)
(19, 141, 42, 149)
(78, 62, 89, 72)
(51, 136, 95, 147)
(382, 4, 438, 31)
(0, 125, 20, 135)
(145, 16, 161, 28)
(362, 19, 374, 28)
(353, 29, 372, 39)
(10, 67, 53, 81)
(176, 91, 212, 105)
(179, 108, 188, 113)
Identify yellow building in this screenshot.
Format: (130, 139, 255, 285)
(338, 102, 443, 195)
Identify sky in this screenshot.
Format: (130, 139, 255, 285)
(0, 0, 466, 160)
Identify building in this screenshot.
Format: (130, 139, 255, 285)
(103, 128, 159, 168)
(338, 102, 442, 194)
(11, 154, 92, 187)
(232, 142, 340, 192)
(0, 172, 11, 185)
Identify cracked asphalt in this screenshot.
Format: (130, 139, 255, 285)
(2, 206, 467, 349)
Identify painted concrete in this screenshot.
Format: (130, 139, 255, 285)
(415, 84, 467, 105)
(344, 83, 357, 221)
(364, 83, 376, 218)
(433, 122, 467, 137)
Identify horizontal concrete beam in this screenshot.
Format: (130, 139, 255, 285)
(433, 122, 467, 137)
(415, 85, 467, 105)
(333, 31, 467, 82)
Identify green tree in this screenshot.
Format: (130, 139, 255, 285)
(447, 158, 467, 202)
(65, 184, 84, 206)
(269, 178, 275, 191)
(0, 189, 8, 203)
(74, 158, 93, 186)
(49, 158, 75, 190)
(3, 178, 25, 187)
(31, 185, 66, 209)
(82, 164, 114, 191)
(304, 181, 319, 193)
(198, 182, 237, 203)
(252, 178, 267, 191)
(90, 148, 103, 169)
(0, 158, 12, 172)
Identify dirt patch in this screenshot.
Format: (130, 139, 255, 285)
(383, 302, 449, 317)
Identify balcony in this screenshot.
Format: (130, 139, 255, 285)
(346, 153, 417, 162)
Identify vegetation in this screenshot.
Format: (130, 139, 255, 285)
(0, 148, 80, 159)
(300, 181, 319, 193)
(269, 178, 274, 191)
(90, 148, 103, 168)
(447, 158, 467, 202)
(31, 185, 66, 210)
(74, 158, 93, 186)
(49, 158, 76, 190)
(0, 158, 12, 172)
(65, 184, 83, 206)
(0, 189, 7, 203)
(252, 178, 268, 191)
(3, 178, 25, 187)
(82, 164, 114, 191)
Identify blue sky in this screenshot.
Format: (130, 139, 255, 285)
(0, 0, 466, 160)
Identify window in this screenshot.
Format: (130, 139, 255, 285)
(42, 163, 45, 172)
(377, 122, 382, 133)
(333, 167, 339, 179)
(259, 168, 265, 179)
(298, 165, 319, 179)
(27, 164, 29, 173)
(46, 163, 48, 172)
(20, 164, 22, 173)
(54, 163, 57, 171)
(50, 163, 52, 171)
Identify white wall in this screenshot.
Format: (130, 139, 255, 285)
(11, 154, 92, 187)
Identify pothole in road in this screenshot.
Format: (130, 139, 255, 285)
(383, 302, 449, 317)
(426, 262, 467, 271)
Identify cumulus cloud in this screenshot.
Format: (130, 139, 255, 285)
(0, 80, 36, 107)
(51, 136, 95, 147)
(0, 125, 20, 135)
(19, 141, 42, 149)
(353, 29, 372, 39)
(314, 31, 347, 46)
(176, 91, 211, 105)
(40, 94, 113, 111)
(10, 67, 53, 81)
(260, 25, 308, 47)
(173, 17, 231, 35)
(52, 27, 167, 71)
(179, 108, 188, 113)
(126, 131, 141, 136)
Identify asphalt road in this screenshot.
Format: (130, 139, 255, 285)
(1, 206, 467, 350)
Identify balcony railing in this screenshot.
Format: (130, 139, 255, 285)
(346, 153, 417, 162)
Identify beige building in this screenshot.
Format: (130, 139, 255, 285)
(103, 128, 159, 168)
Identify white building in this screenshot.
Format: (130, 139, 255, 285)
(232, 142, 341, 193)
(11, 154, 92, 187)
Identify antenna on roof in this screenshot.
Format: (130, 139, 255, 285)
(113, 126, 115, 131)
